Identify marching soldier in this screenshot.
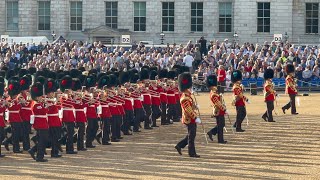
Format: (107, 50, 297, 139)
(206, 75, 227, 144)
(140, 69, 153, 129)
(175, 72, 201, 158)
(149, 70, 161, 127)
(158, 69, 169, 125)
(262, 69, 276, 122)
(0, 82, 6, 157)
(166, 70, 178, 123)
(231, 70, 248, 132)
(282, 64, 299, 115)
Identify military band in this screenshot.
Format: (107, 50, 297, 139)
(282, 64, 299, 115)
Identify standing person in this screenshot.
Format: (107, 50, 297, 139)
(183, 52, 194, 73)
(262, 69, 276, 122)
(28, 82, 49, 162)
(206, 75, 227, 144)
(282, 64, 299, 115)
(175, 72, 201, 158)
(217, 65, 226, 94)
(158, 69, 169, 125)
(140, 69, 153, 129)
(231, 70, 248, 132)
(198, 36, 207, 57)
(0, 82, 6, 157)
(149, 70, 161, 127)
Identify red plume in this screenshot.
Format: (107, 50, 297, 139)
(32, 86, 39, 93)
(182, 79, 188, 84)
(61, 80, 67, 86)
(8, 84, 14, 90)
(20, 79, 26, 86)
(47, 81, 53, 89)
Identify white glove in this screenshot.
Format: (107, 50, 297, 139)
(196, 104, 200, 109)
(246, 99, 250, 104)
(195, 117, 201, 124)
(225, 110, 229, 115)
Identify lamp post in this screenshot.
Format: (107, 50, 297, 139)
(160, 32, 165, 45)
(283, 32, 289, 43)
(51, 31, 56, 42)
(233, 32, 238, 49)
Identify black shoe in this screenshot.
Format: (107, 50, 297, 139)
(111, 139, 120, 142)
(175, 145, 182, 155)
(207, 132, 214, 141)
(268, 120, 276, 122)
(102, 142, 112, 145)
(218, 141, 227, 144)
(282, 107, 286, 114)
(236, 129, 245, 132)
(292, 112, 299, 115)
(36, 158, 48, 162)
(51, 154, 62, 158)
(28, 150, 36, 160)
(4, 143, 9, 151)
(151, 125, 159, 127)
(144, 127, 153, 130)
(161, 123, 169, 125)
(0, 154, 5, 158)
(233, 123, 236, 128)
(58, 145, 63, 152)
(189, 154, 200, 158)
(13, 150, 23, 153)
(66, 151, 78, 154)
(262, 116, 268, 122)
(95, 137, 102, 144)
(78, 148, 87, 151)
(123, 132, 132, 135)
(133, 130, 141, 132)
(86, 144, 96, 148)
(118, 136, 124, 139)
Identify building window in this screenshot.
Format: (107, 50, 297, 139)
(219, 2, 232, 32)
(162, 2, 174, 32)
(191, 2, 203, 32)
(306, 3, 319, 34)
(70, 1, 82, 31)
(6, 1, 19, 31)
(38, 1, 51, 31)
(257, 2, 270, 33)
(106, 1, 118, 29)
(134, 2, 146, 31)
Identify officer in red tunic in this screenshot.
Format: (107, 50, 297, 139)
(282, 64, 299, 115)
(231, 70, 248, 132)
(60, 75, 77, 154)
(19, 75, 32, 151)
(262, 69, 276, 122)
(28, 82, 49, 162)
(140, 69, 153, 129)
(175, 72, 200, 158)
(149, 70, 161, 127)
(0, 82, 6, 157)
(45, 78, 63, 157)
(166, 70, 178, 123)
(72, 78, 87, 151)
(158, 69, 169, 125)
(206, 75, 227, 144)
(6, 77, 23, 153)
(130, 73, 144, 132)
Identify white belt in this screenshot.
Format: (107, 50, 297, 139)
(9, 111, 20, 113)
(21, 107, 32, 110)
(62, 108, 74, 111)
(151, 95, 160, 98)
(0, 114, 3, 116)
(47, 113, 59, 117)
(34, 115, 47, 118)
(101, 105, 109, 108)
(75, 109, 84, 112)
(167, 94, 175, 97)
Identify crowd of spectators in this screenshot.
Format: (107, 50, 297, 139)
(0, 37, 320, 88)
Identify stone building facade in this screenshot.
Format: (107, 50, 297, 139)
(0, 0, 319, 45)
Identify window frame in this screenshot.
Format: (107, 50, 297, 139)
(6, 1, 19, 31)
(105, 1, 118, 29)
(162, 2, 175, 32)
(257, 2, 271, 33)
(38, 1, 51, 31)
(305, 3, 319, 34)
(190, 2, 203, 32)
(133, 1, 146, 32)
(70, 1, 83, 31)
(218, 2, 233, 33)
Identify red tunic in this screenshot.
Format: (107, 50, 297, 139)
(47, 102, 62, 127)
(20, 93, 33, 122)
(7, 99, 22, 123)
(233, 83, 246, 107)
(158, 87, 167, 103)
(166, 89, 176, 104)
(32, 103, 49, 130)
(0, 106, 6, 127)
(264, 80, 275, 102)
(218, 69, 226, 82)
(285, 75, 298, 95)
(100, 102, 112, 118)
(141, 91, 152, 105)
(61, 97, 75, 122)
(86, 103, 98, 119)
(73, 100, 87, 123)
(107, 98, 121, 115)
(210, 91, 225, 116)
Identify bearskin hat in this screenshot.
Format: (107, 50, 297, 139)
(78, 67, 86, 72)
(110, 68, 118, 72)
(98, 75, 110, 89)
(0, 82, 4, 96)
(180, 66, 190, 73)
(20, 75, 31, 91)
(167, 70, 177, 80)
(47, 71, 57, 80)
(45, 78, 57, 94)
(149, 66, 158, 72)
(63, 71, 70, 76)
(130, 73, 140, 84)
(30, 82, 43, 101)
(35, 76, 46, 85)
(231, 70, 242, 83)
(6, 69, 16, 80)
(140, 69, 149, 80)
(178, 72, 192, 92)
(97, 72, 106, 81)
(264, 69, 274, 80)
(141, 65, 149, 71)
(129, 69, 139, 77)
(85, 75, 97, 88)
(172, 64, 181, 71)
(149, 70, 158, 80)
(43, 68, 50, 76)
(35, 70, 46, 79)
(119, 71, 130, 84)
(60, 75, 72, 92)
(89, 69, 98, 76)
(7, 78, 20, 97)
(78, 74, 86, 85)
(70, 69, 81, 78)
(28, 67, 37, 75)
(158, 69, 168, 79)
(71, 78, 82, 91)
(18, 69, 29, 78)
(0, 76, 4, 84)
(206, 75, 218, 87)
(56, 72, 65, 80)
(108, 74, 118, 87)
(0, 70, 5, 78)
(286, 64, 295, 74)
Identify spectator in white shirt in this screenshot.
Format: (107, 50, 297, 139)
(183, 51, 194, 72)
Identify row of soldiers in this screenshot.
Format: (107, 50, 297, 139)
(0, 65, 188, 162)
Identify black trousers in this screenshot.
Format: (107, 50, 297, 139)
(218, 81, 226, 94)
(283, 94, 297, 114)
(49, 127, 61, 155)
(166, 104, 176, 123)
(111, 115, 121, 140)
(22, 121, 31, 151)
(64, 122, 75, 152)
(124, 110, 134, 132)
(208, 116, 225, 142)
(102, 118, 111, 143)
(143, 104, 152, 128)
(235, 106, 246, 130)
(0, 127, 4, 155)
(176, 123, 197, 156)
(86, 118, 99, 146)
(177, 101, 182, 118)
(76, 122, 85, 150)
(133, 108, 144, 131)
(11, 122, 23, 152)
(263, 101, 274, 121)
(151, 105, 161, 126)
(161, 102, 167, 124)
(30, 129, 49, 160)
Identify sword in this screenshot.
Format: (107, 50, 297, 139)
(192, 92, 208, 145)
